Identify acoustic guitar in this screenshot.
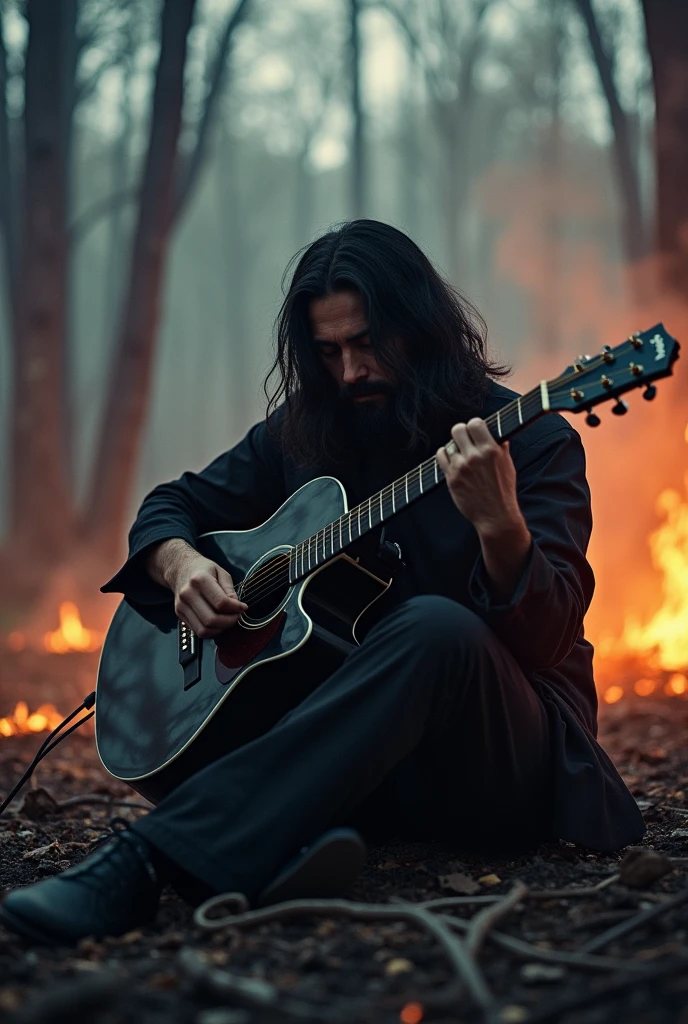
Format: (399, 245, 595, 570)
(95, 325, 679, 803)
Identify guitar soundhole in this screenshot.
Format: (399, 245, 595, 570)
(241, 552, 291, 622)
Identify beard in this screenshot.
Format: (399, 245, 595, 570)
(336, 380, 401, 452)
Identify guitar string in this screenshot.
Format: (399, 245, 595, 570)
(235, 385, 546, 605)
(236, 355, 639, 607)
(236, 349, 645, 606)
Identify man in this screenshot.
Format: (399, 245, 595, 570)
(0, 220, 644, 945)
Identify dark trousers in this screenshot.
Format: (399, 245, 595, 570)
(133, 596, 553, 902)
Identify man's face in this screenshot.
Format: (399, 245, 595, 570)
(309, 289, 398, 448)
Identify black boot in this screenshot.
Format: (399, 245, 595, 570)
(0, 830, 161, 945)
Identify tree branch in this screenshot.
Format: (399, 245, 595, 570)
(573, 0, 647, 260)
(69, 186, 140, 245)
(173, 0, 251, 219)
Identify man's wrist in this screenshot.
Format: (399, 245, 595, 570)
(475, 512, 532, 604)
(145, 538, 195, 590)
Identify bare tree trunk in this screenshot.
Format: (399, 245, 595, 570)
(349, 0, 365, 218)
(574, 0, 647, 263)
(85, 0, 197, 558)
(0, 14, 19, 300)
(9, 0, 76, 564)
(641, 0, 688, 292)
(539, 0, 564, 353)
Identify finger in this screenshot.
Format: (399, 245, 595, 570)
(179, 591, 241, 634)
(214, 565, 242, 600)
(466, 417, 496, 449)
(197, 573, 246, 613)
(450, 421, 478, 458)
(436, 446, 452, 474)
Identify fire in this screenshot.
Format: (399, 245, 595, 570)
(599, 478, 688, 669)
(43, 601, 103, 654)
(599, 473, 688, 703)
(0, 702, 63, 737)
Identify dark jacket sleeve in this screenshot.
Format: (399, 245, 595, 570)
(101, 415, 287, 605)
(467, 426, 595, 673)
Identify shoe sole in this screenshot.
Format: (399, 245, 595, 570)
(257, 828, 367, 907)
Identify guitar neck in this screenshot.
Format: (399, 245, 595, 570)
(288, 380, 550, 583)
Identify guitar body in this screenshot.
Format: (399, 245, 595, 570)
(95, 477, 391, 804)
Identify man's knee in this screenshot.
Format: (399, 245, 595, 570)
(393, 595, 492, 657)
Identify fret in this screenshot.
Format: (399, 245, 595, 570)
(357, 503, 362, 537)
(496, 408, 502, 437)
(330, 521, 334, 555)
(540, 380, 550, 411)
(405, 473, 409, 505)
(347, 513, 352, 544)
(434, 459, 439, 483)
(339, 516, 343, 550)
(517, 396, 523, 425)
(379, 489, 384, 523)
(368, 497, 372, 530)
(307, 537, 311, 571)
(391, 480, 396, 513)
(418, 465, 424, 494)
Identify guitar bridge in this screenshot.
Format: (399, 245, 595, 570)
(179, 620, 202, 690)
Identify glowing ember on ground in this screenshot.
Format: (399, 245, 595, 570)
(43, 601, 103, 654)
(0, 701, 63, 737)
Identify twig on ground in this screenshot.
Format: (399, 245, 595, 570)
(525, 955, 688, 1024)
(579, 886, 688, 954)
(57, 794, 153, 812)
(417, 872, 620, 912)
(442, 914, 649, 973)
(465, 882, 528, 956)
(194, 894, 497, 1015)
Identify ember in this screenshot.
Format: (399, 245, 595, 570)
(0, 701, 63, 737)
(43, 602, 103, 654)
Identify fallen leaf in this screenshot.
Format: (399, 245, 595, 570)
(385, 958, 414, 975)
(147, 972, 178, 990)
(619, 847, 673, 888)
(22, 840, 59, 861)
(499, 1006, 530, 1023)
(520, 963, 565, 983)
(479, 873, 501, 886)
(18, 788, 59, 821)
(438, 871, 480, 895)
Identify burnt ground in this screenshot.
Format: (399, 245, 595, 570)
(0, 696, 687, 1024)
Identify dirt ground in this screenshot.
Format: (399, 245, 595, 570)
(0, 692, 687, 1024)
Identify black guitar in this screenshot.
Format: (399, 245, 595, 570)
(95, 325, 679, 803)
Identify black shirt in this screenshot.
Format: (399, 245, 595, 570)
(103, 381, 645, 851)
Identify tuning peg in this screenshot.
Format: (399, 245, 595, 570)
(643, 384, 657, 401)
(611, 399, 629, 416)
(585, 410, 601, 427)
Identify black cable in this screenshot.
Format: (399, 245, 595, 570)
(0, 691, 96, 817)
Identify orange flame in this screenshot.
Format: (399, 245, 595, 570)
(599, 471, 688, 703)
(0, 701, 63, 737)
(43, 601, 103, 654)
(597, 473, 688, 684)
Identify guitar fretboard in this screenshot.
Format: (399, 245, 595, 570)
(287, 381, 549, 583)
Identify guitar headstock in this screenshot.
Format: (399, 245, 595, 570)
(547, 324, 680, 424)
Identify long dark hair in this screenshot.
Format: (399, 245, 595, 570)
(264, 219, 509, 465)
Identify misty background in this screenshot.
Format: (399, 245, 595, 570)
(0, 0, 685, 641)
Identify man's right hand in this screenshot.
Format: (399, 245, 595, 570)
(145, 538, 247, 638)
